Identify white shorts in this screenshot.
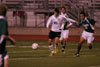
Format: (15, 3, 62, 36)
(81, 31, 94, 44)
(0, 54, 8, 66)
(60, 30, 69, 40)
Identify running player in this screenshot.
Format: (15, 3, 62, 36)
(60, 7, 75, 53)
(47, 8, 78, 56)
(0, 4, 9, 67)
(47, 8, 62, 56)
(75, 11, 96, 57)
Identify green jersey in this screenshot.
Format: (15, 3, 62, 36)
(78, 17, 95, 33)
(0, 16, 8, 54)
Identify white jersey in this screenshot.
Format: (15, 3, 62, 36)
(46, 15, 62, 32)
(60, 13, 76, 30)
(47, 14, 76, 32)
(60, 13, 69, 23)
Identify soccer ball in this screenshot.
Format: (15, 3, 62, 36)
(32, 43, 38, 49)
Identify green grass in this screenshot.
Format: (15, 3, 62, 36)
(6, 40, 100, 67)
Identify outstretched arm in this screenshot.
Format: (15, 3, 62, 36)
(46, 17, 52, 31)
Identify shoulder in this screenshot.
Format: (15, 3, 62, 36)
(49, 15, 55, 19)
(87, 17, 95, 23)
(87, 17, 96, 25)
(87, 17, 94, 21)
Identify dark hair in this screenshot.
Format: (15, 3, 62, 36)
(61, 7, 66, 10)
(80, 11, 86, 16)
(0, 4, 8, 16)
(54, 8, 60, 14)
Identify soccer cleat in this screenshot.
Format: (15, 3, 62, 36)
(49, 52, 55, 56)
(62, 50, 65, 53)
(54, 48, 58, 54)
(75, 53, 80, 57)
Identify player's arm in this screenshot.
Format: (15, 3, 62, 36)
(7, 36, 16, 45)
(63, 16, 76, 23)
(66, 21, 79, 28)
(76, 20, 82, 33)
(93, 24, 96, 36)
(62, 16, 79, 28)
(90, 18, 96, 36)
(46, 17, 52, 31)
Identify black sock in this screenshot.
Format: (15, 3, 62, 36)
(77, 45, 81, 54)
(89, 45, 92, 49)
(62, 44, 66, 50)
(61, 42, 63, 45)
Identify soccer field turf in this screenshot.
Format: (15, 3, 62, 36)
(7, 40, 100, 67)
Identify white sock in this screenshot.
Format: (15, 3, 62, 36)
(49, 45, 54, 52)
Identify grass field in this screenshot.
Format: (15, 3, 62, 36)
(7, 40, 100, 67)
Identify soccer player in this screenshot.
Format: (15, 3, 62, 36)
(47, 8, 61, 56)
(60, 7, 73, 53)
(47, 8, 78, 56)
(0, 4, 9, 67)
(60, 7, 79, 53)
(75, 11, 96, 57)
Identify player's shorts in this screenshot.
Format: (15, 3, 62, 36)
(60, 30, 69, 40)
(81, 31, 94, 44)
(48, 30, 61, 39)
(0, 52, 8, 67)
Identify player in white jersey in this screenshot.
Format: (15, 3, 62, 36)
(60, 7, 78, 53)
(47, 8, 78, 56)
(47, 8, 62, 56)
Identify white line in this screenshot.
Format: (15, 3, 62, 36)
(9, 57, 46, 61)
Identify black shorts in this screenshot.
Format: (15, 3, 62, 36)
(48, 31, 61, 39)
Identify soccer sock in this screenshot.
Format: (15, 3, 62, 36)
(77, 45, 81, 54)
(61, 42, 63, 46)
(89, 45, 92, 49)
(62, 44, 66, 51)
(49, 45, 54, 53)
(55, 43, 58, 48)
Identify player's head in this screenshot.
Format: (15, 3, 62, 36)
(80, 11, 86, 20)
(54, 8, 60, 17)
(0, 3, 8, 16)
(61, 7, 66, 13)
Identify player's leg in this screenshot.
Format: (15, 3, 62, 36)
(61, 38, 67, 53)
(54, 37, 59, 48)
(48, 31, 55, 56)
(54, 32, 61, 54)
(48, 39, 55, 56)
(86, 36, 94, 50)
(61, 30, 69, 53)
(48, 39, 54, 52)
(75, 37, 85, 57)
(54, 37, 59, 54)
(4, 54, 9, 67)
(59, 31, 63, 46)
(0, 54, 3, 67)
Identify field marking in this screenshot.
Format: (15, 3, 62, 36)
(88, 66, 100, 67)
(9, 57, 47, 61)
(7, 45, 48, 48)
(9, 54, 99, 61)
(7, 45, 100, 50)
(8, 51, 35, 53)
